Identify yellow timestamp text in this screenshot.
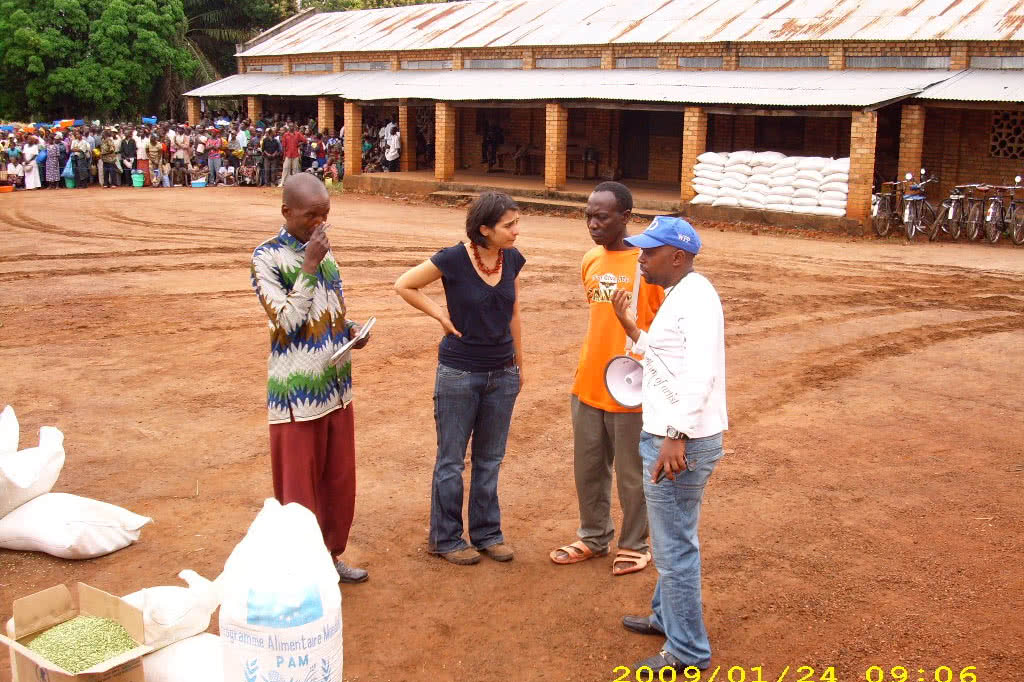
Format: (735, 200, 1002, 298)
(864, 666, 978, 682)
(611, 665, 839, 682)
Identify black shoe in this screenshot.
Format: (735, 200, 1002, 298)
(622, 615, 664, 636)
(631, 650, 705, 675)
(335, 560, 368, 584)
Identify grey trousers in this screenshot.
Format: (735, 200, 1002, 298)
(570, 395, 649, 554)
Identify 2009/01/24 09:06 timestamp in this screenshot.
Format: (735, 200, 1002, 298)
(610, 665, 978, 682)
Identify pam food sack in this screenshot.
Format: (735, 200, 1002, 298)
(0, 407, 66, 517)
(142, 633, 224, 682)
(218, 499, 343, 682)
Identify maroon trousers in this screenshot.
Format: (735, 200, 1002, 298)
(269, 404, 356, 556)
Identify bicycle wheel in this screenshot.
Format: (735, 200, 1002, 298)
(904, 202, 918, 240)
(949, 202, 962, 241)
(928, 205, 947, 241)
(1011, 204, 1024, 246)
(985, 200, 1003, 244)
(873, 197, 891, 237)
(966, 202, 984, 240)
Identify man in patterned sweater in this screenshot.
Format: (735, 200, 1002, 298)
(251, 173, 370, 583)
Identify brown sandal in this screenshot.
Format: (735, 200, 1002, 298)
(549, 540, 607, 565)
(612, 549, 652, 576)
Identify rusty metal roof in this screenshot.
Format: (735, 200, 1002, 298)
(916, 67, 1024, 101)
(184, 68, 955, 107)
(236, 0, 1024, 57)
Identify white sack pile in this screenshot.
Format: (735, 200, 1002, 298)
(0, 405, 152, 559)
(691, 151, 850, 217)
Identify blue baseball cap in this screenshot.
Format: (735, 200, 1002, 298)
(624, 216, 702, 254)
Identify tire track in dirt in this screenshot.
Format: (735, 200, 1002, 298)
(0, 259, 248, 283)
(0, 246, 246, 264)
(733, 314, 1024, 425)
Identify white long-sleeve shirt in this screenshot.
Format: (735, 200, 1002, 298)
(632, 271, 727, 439)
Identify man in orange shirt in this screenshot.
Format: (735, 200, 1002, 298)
(550, 182, 664, 575)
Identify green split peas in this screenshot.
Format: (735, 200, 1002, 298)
(26, 615, 138, 674)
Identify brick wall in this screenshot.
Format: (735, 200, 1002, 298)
(343, 101, 362, 176)
(399, 105, 414, 172)
(186, 97, 201, 126)
(649, 133, 682, 184)
(681, 107, 708, 201)
(317, 97, 336, 136)
(897, 104, 925, 183)
(803, 117, 851, 158)
(923, 107, 1024, 200)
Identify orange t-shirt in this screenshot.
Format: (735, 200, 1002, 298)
(571, 246, 664, 412)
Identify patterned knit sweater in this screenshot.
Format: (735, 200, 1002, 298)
(251, 227, 353, 424)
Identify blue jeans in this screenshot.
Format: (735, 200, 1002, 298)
(429, 363, 520, 554)
(208, 156, 222, 184)
(640, 431, 724, 668)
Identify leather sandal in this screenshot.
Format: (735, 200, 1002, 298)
(612, 549, 652, 576)
(549, 540, 608, 565)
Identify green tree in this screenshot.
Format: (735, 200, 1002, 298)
(183, 0, 292, 83)
(0, 0, 197, 119)
(301, 0, 449, 13)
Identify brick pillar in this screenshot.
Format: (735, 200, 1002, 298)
(318, 97, 336, 136)
(332, 55, 342, 72)
(343, 101, 362, 177)
(399, 102, 415, 172)
(723, 47, 738, 70)
(435, 102, 456, 181)
(452, 52, 464, 70)
(897, 104, 925, 182)
(523, 49, 535, 70)
(282, 56, 292, 74)
(246, 97, 261, 120)
(848, 110, 878, 226)
(186, 97, 201, 126)
(659, 54, 678, 69)
(237, 58, 244, 74)
(390, 55, 400, 71)
(601, 47, 614, 69)
(680, 106, 708, 202)
(544, 102, 568, 191)
(829, 45, 845, 70)
(950, 45, 969, 70)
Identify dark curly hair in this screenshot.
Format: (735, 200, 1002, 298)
(465, 191, 520, 247)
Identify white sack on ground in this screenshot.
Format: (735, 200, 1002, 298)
(712, 197, 739, 207)
(793, 188, 819, 199)
(766, 203, 793, 212)
(0, 492, 151, 559)
(142, 633, 224, 682)
(695, 170, 724, 182)
(723, 171, 749, 184)
(747, 183, 771, 195)
(795, 170, 825, 183)
(1, 426, 65, 518)
(819, 199, 848, 210)
(797, 157, 831, 171)
(123, 570, 220, 650)
(691, 194, 715, 205)
(821, 182, 850, 194)
(739, 199, 766, 209)
(822, 173, 850, 184)
(720, 177, 745, 190)
(693, 163, 725, 173)
(768, 178, 797, 190)
(0, 406, 17, 454)
(765, 195, 792, 205)
(792, 197, 819, 207)
(749, 173, 773, 185)
(820, 190, 849, 202)
(723, 163, 753, 176)
(692, 183, 721, 197)
(697, 152, 728, 165)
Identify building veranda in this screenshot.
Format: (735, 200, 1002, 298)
(185, 0, 1024, 231)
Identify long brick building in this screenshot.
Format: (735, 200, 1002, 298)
(184, 0, 1024, 227)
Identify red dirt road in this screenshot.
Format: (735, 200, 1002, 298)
(1, 188, 1022, 681)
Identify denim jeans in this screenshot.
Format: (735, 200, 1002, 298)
(639, 431, 724, 668)
(208, 156, 222, 184)
(429, 363, 521, 554)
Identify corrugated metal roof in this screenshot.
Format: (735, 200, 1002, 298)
(236, 0, 1024, 57)
(184, 68, 955, 107)
(915, 67, 1024, 101)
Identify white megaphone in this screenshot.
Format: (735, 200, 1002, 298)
(604, 355, 643, 409)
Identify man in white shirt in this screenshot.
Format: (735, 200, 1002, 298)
(384, 126, 401, 172)
(610, 216, 727, 676)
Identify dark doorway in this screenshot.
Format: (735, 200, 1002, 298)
(619, 111, 650, 180)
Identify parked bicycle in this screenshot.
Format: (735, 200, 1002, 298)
(964, 184, 991, 242)
(983, 176, 1024, 245)
(929, 183, 987, 242)
(902, 169, 937, 240)
(872, 178, 908, 237)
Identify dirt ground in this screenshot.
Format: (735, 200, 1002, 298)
(1, 187, 1022, 682)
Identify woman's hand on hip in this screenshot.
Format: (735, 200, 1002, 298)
(439, 314, 461, 338)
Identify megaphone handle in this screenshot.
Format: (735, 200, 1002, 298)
(623, 261, 643, 354)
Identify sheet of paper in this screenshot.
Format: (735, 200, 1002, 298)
(331, 316, 376, 363)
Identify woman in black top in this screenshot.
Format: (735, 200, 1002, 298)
(395, 192, 525, 566)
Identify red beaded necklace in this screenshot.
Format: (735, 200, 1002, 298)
(471, 242, 503, 275)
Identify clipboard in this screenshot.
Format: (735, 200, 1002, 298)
(331, 316, 376, 363)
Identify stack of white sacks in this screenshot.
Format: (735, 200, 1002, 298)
(690, 150, 851, 218)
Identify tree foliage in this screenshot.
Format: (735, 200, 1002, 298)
(301, 0, 450, 13)
(0, 0, 198, 119)
(183, 0, 291, 83)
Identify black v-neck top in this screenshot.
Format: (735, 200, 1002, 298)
(430, 243, 526, 371)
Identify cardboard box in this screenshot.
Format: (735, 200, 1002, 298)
(1, 582, 153, 682)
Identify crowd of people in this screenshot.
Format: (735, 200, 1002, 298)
(0, 109, 408, 191)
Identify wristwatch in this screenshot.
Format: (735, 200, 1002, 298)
(665, 426, 688, 440)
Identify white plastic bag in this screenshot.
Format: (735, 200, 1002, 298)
(0, 492, 151, 559)
(123, 570, 220, 650)
(692, 183, 721, 197)
(143, 633, 224, 682)
(218, 499, 343, 682)
(0, 405, 17, 454)
(821, 182, 849, 194)
(727, 150, 755, 164)
(1, 426, 66, 518)
(711, 196, 739, 207)
(690, 194, 715, 205)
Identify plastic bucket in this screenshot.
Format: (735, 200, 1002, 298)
(142, 116, 158, 125)
(191, 180, 207, 188)
(131, 172, 145, 187)
(64, 177, 76, 188)
(0, 185, 13, 193)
